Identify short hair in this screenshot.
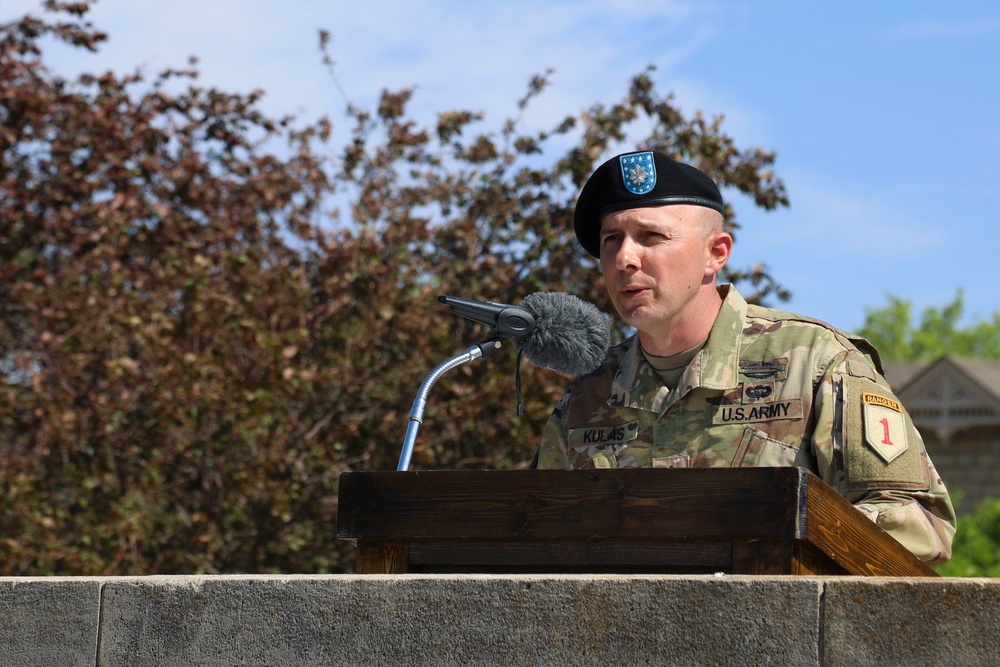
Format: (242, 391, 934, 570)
(700, 208, 725, 239)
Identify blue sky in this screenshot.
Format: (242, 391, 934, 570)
(5, 0, 999, 332)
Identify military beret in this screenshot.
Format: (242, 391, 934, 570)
(573, 150, 724, 257)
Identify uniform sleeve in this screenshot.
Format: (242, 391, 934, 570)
(811, 348, 957, 565)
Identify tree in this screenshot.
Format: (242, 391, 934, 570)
(934, 499, 1000, 577)
(859, 291, 1000, 362)
(1, 2, 789, 574)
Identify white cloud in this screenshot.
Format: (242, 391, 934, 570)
(2, 0, 746, 133)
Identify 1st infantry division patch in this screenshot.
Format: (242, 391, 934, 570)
(862, 392, 909, 463)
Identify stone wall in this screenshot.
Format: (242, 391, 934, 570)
(2, 574, 998, 666)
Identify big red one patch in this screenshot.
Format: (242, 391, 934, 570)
(862, 392, 909, 463)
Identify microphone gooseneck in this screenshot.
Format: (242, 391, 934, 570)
(397, 338, 503, 471)
(397, 292, 610, 470)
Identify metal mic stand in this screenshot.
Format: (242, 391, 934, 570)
(397, 337, 504, 471)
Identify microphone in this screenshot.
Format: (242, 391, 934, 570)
(516, 292, 610, 377)
(437, 295, 536, 339)
(440, 292, 610, 377)
(398, 292, 610, 470)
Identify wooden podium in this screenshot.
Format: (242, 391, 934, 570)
(336, 467, 937, 577)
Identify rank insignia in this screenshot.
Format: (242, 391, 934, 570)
(862, 392, 908, 463)
(619, 151, 656, 195)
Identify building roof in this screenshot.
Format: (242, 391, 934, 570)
(948, 357, 1000, 405)
(884, 356, 1000, 404)
(883, 356, 1000, 440)
(882, 361, 926, 391)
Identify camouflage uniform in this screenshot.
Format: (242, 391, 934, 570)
(535, 285, 956, 564)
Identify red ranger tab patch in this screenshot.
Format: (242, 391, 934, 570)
(862, 392, 908, 463)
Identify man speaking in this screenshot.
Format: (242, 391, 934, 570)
(532, 150, 956, 565)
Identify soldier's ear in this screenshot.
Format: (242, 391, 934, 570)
(706, 231, 732, 274)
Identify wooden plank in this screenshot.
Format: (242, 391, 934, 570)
(405, 539, 733, 573)
(732, 540, 847, 575)
(804, 476, 937, 577)
(791, 542, 846, 576)
(337, 468, 806, 542)
(355, 541, 409, 574)
(732, 541, 792, 575)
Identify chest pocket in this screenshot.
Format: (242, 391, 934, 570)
(567, 421, 641, 469)
(735, 426, 814, 469)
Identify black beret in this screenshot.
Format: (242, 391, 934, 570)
(573, 150, 724, 257)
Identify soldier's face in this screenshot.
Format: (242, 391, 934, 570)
(598, 205, 726, 344)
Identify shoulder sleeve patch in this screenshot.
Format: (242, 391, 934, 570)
(862, 392, 908, 463)
(842, 375, 928, 491)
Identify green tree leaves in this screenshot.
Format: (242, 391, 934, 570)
(935, 499, 1000, 577)
(859, 291, 1000, 362)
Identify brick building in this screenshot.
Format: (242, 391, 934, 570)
(884, 356, 1000, 514)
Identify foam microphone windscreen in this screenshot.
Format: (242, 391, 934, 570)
(517, 292, 610, 376)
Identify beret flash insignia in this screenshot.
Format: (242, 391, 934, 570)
(619, 151, 656, 195)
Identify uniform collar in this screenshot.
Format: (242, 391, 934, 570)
(609, 284, 746, 412)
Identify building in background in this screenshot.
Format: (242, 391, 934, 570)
(885, 357, 1000, 514)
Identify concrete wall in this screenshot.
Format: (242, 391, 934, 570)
(1, 574, 998, 666)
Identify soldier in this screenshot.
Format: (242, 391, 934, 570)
(533, 150, 956, 565)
